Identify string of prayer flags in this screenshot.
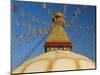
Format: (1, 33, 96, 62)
(43, 3, 47, 9)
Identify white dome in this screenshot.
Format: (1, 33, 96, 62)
(13, 50, 95, 74)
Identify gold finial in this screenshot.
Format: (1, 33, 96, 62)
(52, 12, 66, 26)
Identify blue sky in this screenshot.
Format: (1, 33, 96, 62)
(12, 1, 96, 70)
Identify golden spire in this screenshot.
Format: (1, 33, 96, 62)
(45, 12, 72, 52)
(47, 12, 70, 42)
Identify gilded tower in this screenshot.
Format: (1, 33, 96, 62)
(44, 12, 72, 52)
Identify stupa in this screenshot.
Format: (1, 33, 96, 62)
(12, 12, 95, 74)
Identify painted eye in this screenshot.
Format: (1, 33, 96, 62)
(55, 16, 61, 18)
(60, 48, 62, 50)
(55, 48, 58, 50)
(51, 48, 54, 50)
(64, 47, 66, 50)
